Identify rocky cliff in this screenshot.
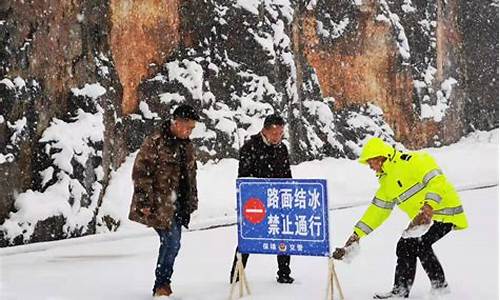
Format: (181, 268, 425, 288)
(0, 0, 497, 246)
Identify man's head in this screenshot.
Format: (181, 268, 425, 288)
(366, 156, 387, 173)
(358, 137, 394, 173)
(171, 104, 200, 139)
(261, 114, 285, 145)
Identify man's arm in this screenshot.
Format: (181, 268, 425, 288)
(352, 189, 394, 238)
(132, 135, 158, 215)
(238, 143, 254, 178)
(333, 188, 394, 259)
(283, 146, 292, 178)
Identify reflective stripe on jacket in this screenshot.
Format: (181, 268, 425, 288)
(354, 151, 468, 238)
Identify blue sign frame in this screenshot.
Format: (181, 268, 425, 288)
(236, 178, 330, 257)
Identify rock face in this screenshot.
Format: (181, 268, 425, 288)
(110, 0, 182, 114)
(0, 0, 124, 245)
(0, 0, 497, 246)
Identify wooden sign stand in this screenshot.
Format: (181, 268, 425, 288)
(326, 257, 345, 300)
(229, 252, 251, 300)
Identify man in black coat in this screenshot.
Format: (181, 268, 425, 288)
(229, 114, 294, 284)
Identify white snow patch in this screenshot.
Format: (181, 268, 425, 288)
(190, 122, 217, 140)
(166, 60, 204, 100)
(7, 117, 27, 144)
(138, 101, 159, 120)
(0, 78, 15, 89)
(71, 83, 106, 99)
(318, 18, 350, 40)
(303, 100, 334, 125)
(401, 222, 433, 238)
(39, 109, 104, 174)
(376, 14, 390, 23)
(401, 0, 416, 13)
(96, 152, 137, 233)
(203, 105, 237, 137)
(379, 0, 411, 60)
(420, 77, 457, 122)
(13, 76, 26, 90)
(250, 29, 276, 61)
(0, 153, 14, 164)
(235, 0, 259, 14)
(159, 92, 185, 105)
(40, 167, 55, 188)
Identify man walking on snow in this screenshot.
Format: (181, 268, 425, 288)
(129, 104, 200, 298)
(333, 137, 468, 299)
(229, 113, 295, 284)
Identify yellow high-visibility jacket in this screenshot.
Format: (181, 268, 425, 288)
(354, 139, 468, 238)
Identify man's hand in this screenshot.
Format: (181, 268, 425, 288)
(177, 211, 191, 229)
(332, 247, 346, 260)
(332, 233, 360, 260)
(410, 203, 433, 226)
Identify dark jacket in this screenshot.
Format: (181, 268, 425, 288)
(129, 121, 198, 230)
(238, 133, 292, 179)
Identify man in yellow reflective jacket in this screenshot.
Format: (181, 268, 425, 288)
(333, 137, 468, 299)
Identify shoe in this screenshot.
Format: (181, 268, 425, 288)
(373, 290, 409, 299)
(153, 284, 172, 297)
(277, 274, 294, 284)
(430, 282, 450, 296)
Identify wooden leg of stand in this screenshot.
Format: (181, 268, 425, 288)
(240, 260, 251, 295)
(325, 258, 332, 300)
(229, 269, 237, 300)
(229, 253, 242, 300)
(329, 258, 334, 300)
(226, 252, 249, 299)
(331, 260, 344, 300)
(238, 260, 244, 298)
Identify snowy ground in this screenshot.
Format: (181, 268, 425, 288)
(0, 130, 498, 300)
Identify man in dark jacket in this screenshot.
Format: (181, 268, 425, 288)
(229, 114, 294, 284)
(129, 104, 200, 298)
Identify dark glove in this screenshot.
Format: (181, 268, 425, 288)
(332, 233, 359, 260)
(332, 247, 346, 260)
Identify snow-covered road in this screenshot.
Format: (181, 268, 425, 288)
(1, 185, 497, 300)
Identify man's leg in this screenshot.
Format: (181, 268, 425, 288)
(418, 222, 453, 289)
(277, 255, 293, 283)
(392, 237, 419, 297)
(153, 220, 183, 293)
(229, 247, 249, 283)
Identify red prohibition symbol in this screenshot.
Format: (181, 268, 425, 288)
(243, 198, 266, 224)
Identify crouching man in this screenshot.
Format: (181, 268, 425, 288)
(333, 137, 467, 299)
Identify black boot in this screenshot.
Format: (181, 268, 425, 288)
(373, 290, 409, 299)
(277, 274, 294, 284)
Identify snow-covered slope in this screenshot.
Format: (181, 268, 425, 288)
(94, 129, 498, 234)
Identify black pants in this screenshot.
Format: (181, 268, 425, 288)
(393, 222, 453, 296)
(229, 247, 291, 282)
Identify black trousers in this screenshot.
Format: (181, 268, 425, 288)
(393, 222, 453, 296)
(229, 247, 291, 282)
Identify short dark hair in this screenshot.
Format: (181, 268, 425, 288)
(263, 114, 285, 128)
(172, 104, 200, 121)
